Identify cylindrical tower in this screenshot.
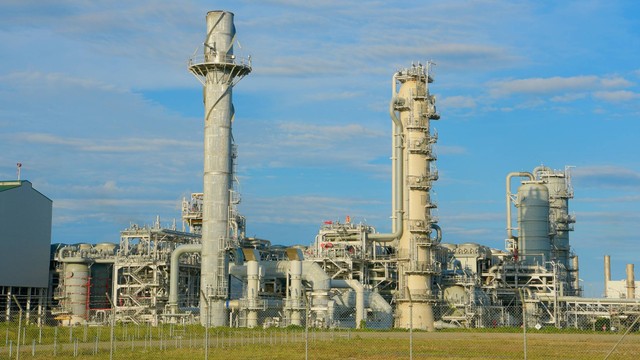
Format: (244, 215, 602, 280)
(626, 264, 636, 299)
(536, 167, 574, 269)
(604, 255, 611, 297)
(517, 182, 550, 265)
(59, 254, 91, 325)
(189, 10, 251, 327)
(394, 63, 440, 331)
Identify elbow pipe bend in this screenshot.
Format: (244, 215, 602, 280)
(430, 223, 442, 244)
(505, 172, 534, 240)
(369, 90, 405, 243)
(168, 244, 202, 309)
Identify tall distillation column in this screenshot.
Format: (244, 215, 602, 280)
(535, 168, 575, 266)
(188, 11, 251, 326)
(395, 63, 441, 330)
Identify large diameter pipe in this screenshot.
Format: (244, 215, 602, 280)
(259, 261, 331, 325)
(627, 264, 636, 299)
(369, 72, 404, 242)
(289, 260, 304, 326)
(331, 279, 365, 328)
(169, 244, 202, 313)
(246, 260, 261, 327)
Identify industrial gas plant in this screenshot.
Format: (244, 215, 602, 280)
(3, 11, 640, 331)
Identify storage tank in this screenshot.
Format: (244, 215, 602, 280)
(517, 182, 550, 265)
(63, 261, 90, 325)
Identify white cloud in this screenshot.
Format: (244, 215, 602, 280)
(441, 212, 503, 222)
(440, 95, 476, 109)
(14, 133, 198, 153)
(490, 76, 599, 97)
(593, 90, 640, 102)
(600, 76, 634, 88)
(437, 145, 467, 155)
(551, 93, 588, 102)
(244, 195, 387, 225)
(572, 165, 640, 189)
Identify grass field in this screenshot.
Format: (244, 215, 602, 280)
(2, 327, 638, 359)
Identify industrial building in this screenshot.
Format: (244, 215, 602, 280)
(0, 180, 51, 323)
(8, 10, 640, 331)
(604, 255, 639, 299)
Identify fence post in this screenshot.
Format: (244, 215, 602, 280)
(105, 292, 115, 360)
(408, 288, 413, 360)
(305, 291, 309, 360)
(202, 289, 210, 360)
(13, 296, 23, 360)
(520, 288, 527, 360)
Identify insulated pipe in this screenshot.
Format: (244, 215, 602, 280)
(430, 223, 442, 244)
(532, 165, 552, 180)
(369, 72, 404, 242)
(169, 244, 202, 313)
(627, 264, 636, 299)
(572, 256, 580, 295)
(506, 172, 534, 241)
(254, 261, 331, 324)
(331, 279, 365, 328)
(604, 255, 611, 298)
(246, 260, 261, 327)
(367, 291, 393, 328)
(289, 260, 304, 326)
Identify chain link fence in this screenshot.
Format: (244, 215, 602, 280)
(1, 294, 639, 359)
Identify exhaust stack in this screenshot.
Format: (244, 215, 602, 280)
(189, 10, 251, 326)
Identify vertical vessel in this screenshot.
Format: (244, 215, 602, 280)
(188, 10, 251, 326)
(394, 63, 441, 330)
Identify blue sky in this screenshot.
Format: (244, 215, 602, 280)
(1, 1, 639, 296)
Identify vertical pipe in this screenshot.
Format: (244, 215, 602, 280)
(604, 255, 611, 298)
(505, 172, 534, 243)
(168, 244, 202, 314)
(246, 260, 260, 328)
(626, 264, 635, 299)
(289, 260, 303, 326)
(572, 256, 580, 296)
